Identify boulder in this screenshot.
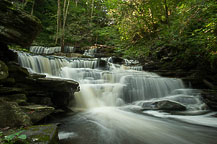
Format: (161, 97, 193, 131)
(0, 0, 41, 47)
(0, 99, 31, 128)
(36, 77, 79, 93)
(154, 100, 187, 111)
(142, 100, 187, 111)
(21, 105, 55, 123)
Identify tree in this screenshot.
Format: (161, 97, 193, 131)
(55, 0, 70, 52)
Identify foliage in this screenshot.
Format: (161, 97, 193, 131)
(107, 0, 217, 71)
(0, 130, 27, 144)
(8, 45, 29, 52)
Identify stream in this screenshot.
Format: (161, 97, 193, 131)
(18, 51, 217, 144)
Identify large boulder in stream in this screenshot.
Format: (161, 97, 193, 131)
(0, 0, 41, 47)
(153, 100, 187, 111)
(142, 100, 187, 111)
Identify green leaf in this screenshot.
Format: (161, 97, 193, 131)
(15, 130, 24, 136)
(4, 130, 24, 141)
(18, 135, 27, 140)
(5, 134, 16, 141)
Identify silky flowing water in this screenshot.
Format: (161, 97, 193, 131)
(18, 52, 217, 144)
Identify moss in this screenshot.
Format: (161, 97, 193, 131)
(23, 124, 58, 144)
(30, 134, 50, 142)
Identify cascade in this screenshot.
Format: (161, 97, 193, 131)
(18, 51, 204, 110)
(17, 51, 217, 144)
(30, 46, 75, 54)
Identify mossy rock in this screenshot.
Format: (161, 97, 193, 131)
(22, 124, 59, 144)
(0, 60, 8, 81)
(21, 105, 55, 123)
(0, 0, 41, 47)
(5, 124, 59, 144)
(0, 99, 31, 128)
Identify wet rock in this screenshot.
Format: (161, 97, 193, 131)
(97, 58, 108, 69)
(30, 73, 46, 79)
(142, 100, 187, 111)
(154, 100, 187, 111)
(21, 105, 55, 123)
(109, 56, 125, 64)
(201, 90, 217, 111)
(0, 99, 31, 128)
(36, 77, 79, 93)
(0, 0, 41, 47)
(0, 60, 8, 81)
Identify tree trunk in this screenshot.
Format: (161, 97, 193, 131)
(91, 0, 94, 19)
(31, 0, 35, 15)
(55, 0, 61, 45)
(61, 0, 70, 52)
(164, 0, 169, 25)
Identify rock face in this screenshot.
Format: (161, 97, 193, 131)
(0, 99, 31, 128)
(0, 62, 79, 127)
(0, 0, 41, 47)
(5, 62, 80, 109)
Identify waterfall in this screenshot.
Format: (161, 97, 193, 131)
(17, 51, 205, 110)
(30, 46, 75, 54)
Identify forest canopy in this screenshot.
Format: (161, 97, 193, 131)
(10, 0, 217, 70)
